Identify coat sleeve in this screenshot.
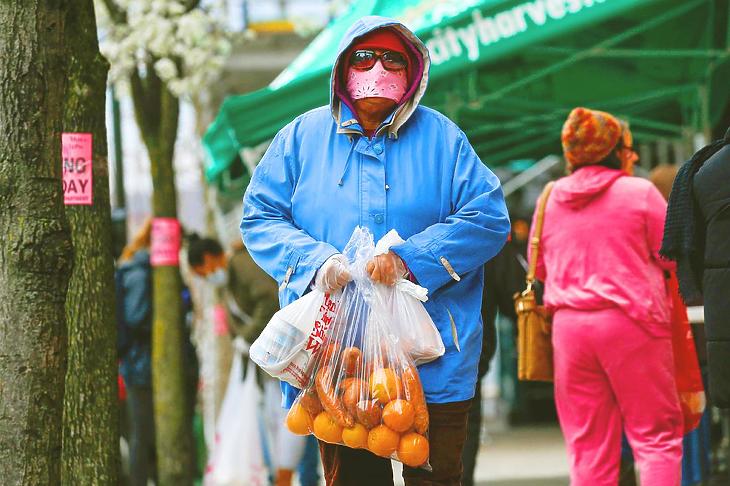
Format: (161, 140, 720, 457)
(391, 131, 510, 293)
(241, 124, 340, 300)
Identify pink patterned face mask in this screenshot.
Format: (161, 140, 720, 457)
(346, 60, 408, 103)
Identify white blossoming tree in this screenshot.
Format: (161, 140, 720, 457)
(95, 1, 231, 484)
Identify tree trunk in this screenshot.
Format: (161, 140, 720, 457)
(131, 79, 195, 485)
(0, 2, 73, 483)
(60, 1, 119, 484)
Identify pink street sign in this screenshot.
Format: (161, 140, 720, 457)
(62, 133, 93, 205)
(150, 217, 181, 267)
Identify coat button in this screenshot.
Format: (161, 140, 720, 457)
(374, 214, 384, 224)
(373, 144, 383, 154)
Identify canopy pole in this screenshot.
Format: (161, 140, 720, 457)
(482, 133, 559, 163)
(470, 126, 554, 152)
(701, 0, 721, 139)
(531, 47, 727, 59)
(469, 112, 564, 135)
(493, 96, 685, 134)
(482, 0, 707, 103)
(727, 0, 730, 49)
(501, 155, 562, 198)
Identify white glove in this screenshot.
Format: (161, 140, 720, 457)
(315, 254, 351, 293)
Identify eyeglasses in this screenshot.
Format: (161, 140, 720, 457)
(617, 122, 639, 168)
(349, 49, 408, 71)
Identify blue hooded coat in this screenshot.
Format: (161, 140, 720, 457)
(242, 16, 510, 407)
(116, 249, 153, 387)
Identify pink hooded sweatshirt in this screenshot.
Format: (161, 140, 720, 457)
(531, 166, 675, 337)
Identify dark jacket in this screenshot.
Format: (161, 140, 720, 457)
(479, 239, 526, 378)
(226, 247, 280, 344)
(116, 249, 152, 387)
(693, 144, 730, 407)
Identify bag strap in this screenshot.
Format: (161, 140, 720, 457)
(526, 182, 555, 286)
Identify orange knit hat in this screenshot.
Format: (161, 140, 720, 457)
(561, 107, 623, 168)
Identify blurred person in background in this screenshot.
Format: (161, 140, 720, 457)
(187, 236, 321, 486)
(110, 209, 131, 483)
(461, 236, 526, 486)
(509, 218, 530, 257)
(650, 164, 679, 201)
(662, 129, 730, 484)
(188, 236, 278, 343)
(116, 219, 156, 486)
(531, 108, 683, 486)
(662, 128, 730, 410)
(242, 16, 509, 486)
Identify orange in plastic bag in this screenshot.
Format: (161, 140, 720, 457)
(398, 432, 430, 467)
(284, 227, 432, 469)
(285, 403, 313, 436)
(313, 411, 343, 444)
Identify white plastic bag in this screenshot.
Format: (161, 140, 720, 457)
(250, 289, 340, 388)
(387, 281, 445, 365)
(204, 343, 268, 486)
(374, 230, 445, 365)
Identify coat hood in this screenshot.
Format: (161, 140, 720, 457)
(330, 16, 430, 139)
(553, 165, 625, 209)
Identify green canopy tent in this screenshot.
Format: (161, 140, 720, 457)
(204, 0, 730, 195)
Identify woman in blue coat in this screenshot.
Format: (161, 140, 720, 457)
(242, 16, 509, 485)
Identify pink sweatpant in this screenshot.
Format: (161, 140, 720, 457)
(552, 307, 683, 486)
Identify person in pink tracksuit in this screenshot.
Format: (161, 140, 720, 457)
(530, 108, 684, 485)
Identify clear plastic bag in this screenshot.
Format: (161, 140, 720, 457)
(284, 227, 432, 470)
(374, 230, 444, 365)
(250, 289, 341, 388)
(386, 280, 444, 365)
(204, 343, 268, 486)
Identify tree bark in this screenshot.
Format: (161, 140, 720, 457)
(131, 74, 195, 485)
(60, 1, 119, 484)
(0, 2, 73, 483)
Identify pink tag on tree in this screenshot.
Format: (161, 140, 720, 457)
(150, 217, 181, 266)
(62, 133, 93, 205)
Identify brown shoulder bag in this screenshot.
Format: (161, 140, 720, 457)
(515, 182, 554, 382)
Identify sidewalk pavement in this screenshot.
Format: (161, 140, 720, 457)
(389, 425, 569, 486)
(292, 424, 569, 485)
(474, 425, 569, 485)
